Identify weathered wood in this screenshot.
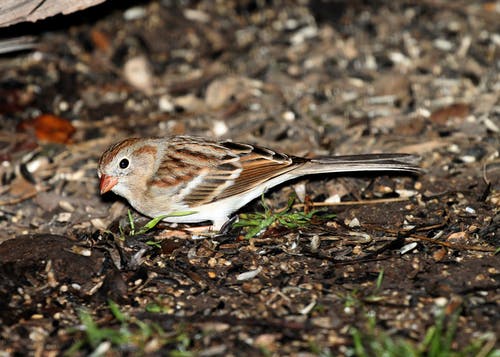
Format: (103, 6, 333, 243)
(0, 0, 106, 27)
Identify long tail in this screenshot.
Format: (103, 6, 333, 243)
(294, 153, 423, 175)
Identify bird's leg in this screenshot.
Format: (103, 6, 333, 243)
(181, 216, 232, 237)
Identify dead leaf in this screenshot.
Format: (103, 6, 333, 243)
(18, 114, 76, 144)
(90, 29, 111, 52)
(430, 103, 470, 125)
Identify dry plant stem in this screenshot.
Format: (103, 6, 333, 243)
(293, 196, 411, 208)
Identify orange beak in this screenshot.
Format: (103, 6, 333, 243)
(99, 174, 118, 194)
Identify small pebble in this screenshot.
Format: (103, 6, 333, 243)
(348, 217, 360, 228)
(435, 297, 448, 307)
(465, 206, 476, 214)
(459, 155, 476, 163)
(282, 111, 295, 122)
(183, 9, 210, 23)
(56, 212, 72, 222)
(310, 235, 320, 252)
(59, 200, 75, 212)
(158, 95, 175, 112)
(396, 189, 418, 198)
(237, 266, 262, 281)
(290, 25, 317, 45)
(482, 117, 499, 132)
(399, 242, 418, 255)
(212, 120, 228, 136)
(325, 194, 341, 203)
(123, 6, 147, 20)
(434, 38, 454, 51)
(123, 56, 153, 94)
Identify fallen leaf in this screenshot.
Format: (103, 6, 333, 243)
(18, 114, 76, 144)
(90, 29, 111, 52)
(430, 103, 470, 125)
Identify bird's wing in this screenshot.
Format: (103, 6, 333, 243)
(178, 140, 302, 206)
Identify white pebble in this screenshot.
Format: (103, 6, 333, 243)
(325, 194, 341, 203)
(123, 56, 153, 94)
(249, 103, 261, 111)
(465, 206, 476, 214)
(284, 18, 299, 30)
(435, 297, 448, 307)
(56, 212, 72, 222)
(58, 101, 69, 111)
(395, 189, 418, 198)
(388, 52, 410, 66)
(59, 200, 75, 212)
(158, 95, 175, 112)
(183, 9, 210, 23)
(282, 111, 295, 122)
(416, 107, 431, 117)
(310, 235, 320, 252)
(348, 217, 360, 228)
(481, 116, 499, 132)
(91, 218, 108, 231)
(399, 242, 418, 255)
(290, 26, 318, 45)
(212, 120, 228, 136)
(434, 38, 454, 51)
(447, 144, 460, 153)
(460, 155, 476, 163)
(236, 266, 262, 281)
(123, 6, 147, 20)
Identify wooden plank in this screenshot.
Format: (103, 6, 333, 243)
(0, 0, 106, 27)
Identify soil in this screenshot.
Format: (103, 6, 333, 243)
(0, 0, 498, 355)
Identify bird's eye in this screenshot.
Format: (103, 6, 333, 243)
(119, 158, 129, 169)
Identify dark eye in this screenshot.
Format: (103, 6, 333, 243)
(119, 158, 129, 169)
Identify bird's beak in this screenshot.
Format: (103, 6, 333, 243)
(99, 174, 118, 194)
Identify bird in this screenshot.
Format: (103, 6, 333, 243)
(98, 136, 422, 231)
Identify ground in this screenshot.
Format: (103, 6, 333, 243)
(0, 0, 498, 355)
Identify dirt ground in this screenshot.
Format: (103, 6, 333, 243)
(0, 0, 498, 355)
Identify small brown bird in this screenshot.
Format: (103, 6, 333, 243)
(98, 136, 422, 230)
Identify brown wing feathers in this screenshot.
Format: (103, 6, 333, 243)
(211, 142, 307, 199)
(182, 141, 303, 204)
(215, 153, 300, 199)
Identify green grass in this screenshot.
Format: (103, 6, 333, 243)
(65, 300, 193, 356)
(118, 209, 197, 246)
(234, 195, 335, 238)
(118, 210, 167, 239)
(333, 270, 499, 357)
(122, 209, 196, 237)
(349, 310, 499, 357)
(131, 210, 168, 236)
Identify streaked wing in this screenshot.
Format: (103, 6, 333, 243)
(215, 142, 304, 199)
(181, 140, 302, 205)
(150, 137, 244, 206)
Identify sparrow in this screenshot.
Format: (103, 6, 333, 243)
(98, 136, 422, 230)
